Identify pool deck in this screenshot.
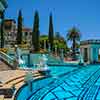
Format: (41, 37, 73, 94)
(0, 67, 45, 100)
(0, 69, 44, 87)
(0, 61, 12, 71)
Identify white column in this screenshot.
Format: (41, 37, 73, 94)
(90, 48, 93, 63)
(96, 48, 99, 62)
(91, 48, 98, 63)
(80, 48, 84, 61)
(44, 40, 46, 50)
(80, 48, 83, 56)
(88, 47, 91, 64)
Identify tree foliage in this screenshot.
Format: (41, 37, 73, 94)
(16, 10, 23, 44)
(67, 27, 80, 55)
(48, 13, 54, 51)
(32, 11, 40, 51)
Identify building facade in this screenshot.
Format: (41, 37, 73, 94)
(2, 18, 32, 46)
(80, 40, 100, 64)
(22, 28, 32, 43)
(4, 19, 16, 43)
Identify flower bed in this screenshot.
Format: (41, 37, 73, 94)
(0, 48, 8, 53)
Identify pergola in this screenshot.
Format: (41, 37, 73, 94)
(80, 40, 100, 64)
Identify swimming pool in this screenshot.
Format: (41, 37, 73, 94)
(21, 54, 62, 65)
(7, 51, 62, 66)
(15, 64, 100, 100)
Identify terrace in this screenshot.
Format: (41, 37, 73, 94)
(0, 46, 100, 100)
(0, 0, 99, 100)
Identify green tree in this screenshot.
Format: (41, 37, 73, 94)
(48, 13, 54, 51)
(16, 10, 23, 44)
(0, 11, 4, 48)
(40, 35, 48, 49)
(55, 32, 68, 54)
(24, 32, 28, 43)
(67, 27, 80, 56)
(32, 11, 40, 51)
(55, 32, 61, 40)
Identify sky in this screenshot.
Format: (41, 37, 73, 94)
(5, 0, 100, 40)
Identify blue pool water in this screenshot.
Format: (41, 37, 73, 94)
(7, 52, 62, 67)
(15, 65, 78, 100)
(15, 64, 100, 100)
(21, 54, 61, 65)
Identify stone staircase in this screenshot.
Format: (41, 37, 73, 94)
(0, 71, 45, 100)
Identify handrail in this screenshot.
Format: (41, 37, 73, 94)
(0, 51, 14, 60)
(0, 51, 16, 67)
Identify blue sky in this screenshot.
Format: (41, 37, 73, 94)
(5, 0, 100, 40)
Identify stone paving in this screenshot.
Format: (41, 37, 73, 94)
(0, 61, 12, 71)
(0, 68, 44, 100)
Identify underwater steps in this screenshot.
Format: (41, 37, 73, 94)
(0, 71, 46, 100)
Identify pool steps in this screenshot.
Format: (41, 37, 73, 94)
(0, 70, 47, 100)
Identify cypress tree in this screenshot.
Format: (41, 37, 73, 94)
(48, 13, 54, 51)
(0, 11, 4, 48)
(16, 10, 23, 44)
(32, 11, 40, 51)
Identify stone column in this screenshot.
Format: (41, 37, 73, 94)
(80, 47, 84, 61)
(87, 47, 90, 63)
(90, 48, 93, 63)
(91, 47, 98, 63)
(44, 40, 46, 50)
(96, 48, 99, 62)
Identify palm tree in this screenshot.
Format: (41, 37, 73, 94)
(67, 27, 80, 58)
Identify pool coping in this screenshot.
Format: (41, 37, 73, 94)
(14, 76, 51, 100)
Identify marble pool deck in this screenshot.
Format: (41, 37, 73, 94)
(0, 68, 45, 100)
(0, 61, 12, 71)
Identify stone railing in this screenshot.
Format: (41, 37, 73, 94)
(81, 40, 100, 45)
(0, 51, 16, 68)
